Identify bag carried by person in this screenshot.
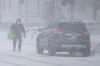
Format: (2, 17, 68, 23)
(7, 31, 15, 40)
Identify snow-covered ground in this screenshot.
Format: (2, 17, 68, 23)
(0, 30, 100, 66)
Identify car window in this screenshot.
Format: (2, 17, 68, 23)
(58, 23, 87, 33)
(44, 23, 58, 29)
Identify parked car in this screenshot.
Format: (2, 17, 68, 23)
(36, 21, 91, 57)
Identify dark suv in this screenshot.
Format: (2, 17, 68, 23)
(36, 21, 91, 57)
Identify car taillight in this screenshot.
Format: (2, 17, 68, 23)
(53, 28, 64, 35)
(84, 32, 90, 35)
(86, 44, 90, 48)
(83, 31, 90, 37)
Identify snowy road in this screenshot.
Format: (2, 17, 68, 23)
(0, 52, 59, 66)
(0, 31, 100, 66)
(0, 51, 100, 66)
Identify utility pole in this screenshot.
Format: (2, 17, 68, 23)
(0, 0, 2, 22)
(26, 0, 28, 23)
(43, 0, 55, 23)
(92, 0, 100, 22)
(62, 0, 75, 20)
(69, 0, 75, 20)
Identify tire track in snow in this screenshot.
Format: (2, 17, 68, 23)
(0, 52, 65, 66)
(0, 53, 31, 66)
(0, 60, 25, 66)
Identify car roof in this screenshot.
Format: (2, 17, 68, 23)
(52, 21, 84, 25)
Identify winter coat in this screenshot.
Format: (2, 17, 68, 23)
(10, 23, 26, 38)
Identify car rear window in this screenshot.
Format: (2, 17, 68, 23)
(58, 22, 87, 33)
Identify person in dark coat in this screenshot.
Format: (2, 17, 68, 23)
(10, 18, 26, 52)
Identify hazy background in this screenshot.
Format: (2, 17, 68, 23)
(0, 0, 100, 34)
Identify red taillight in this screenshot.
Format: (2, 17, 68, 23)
(86, 44, 90, 48)
(53, 28, 64, 35)
(83, 31, 90, 36)
(84, 32, 90, 35)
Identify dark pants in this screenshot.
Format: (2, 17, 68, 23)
(13, 36, 22, 52)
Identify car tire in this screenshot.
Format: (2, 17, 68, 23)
(36, 38, 43, 54)
(37, 47, 43, 54)
(86, 48, 91, 56)
(48, 41, 56, 56)
(82, 49, 90, 57)
(48, 46, 56, 56)
(69, 49, 76, 56)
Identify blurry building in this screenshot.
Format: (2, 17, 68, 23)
(42, 0, 100, 23)
(42, 0, 55, 22)
(1, 0, 43, 24)
(0, 0, 100, 23)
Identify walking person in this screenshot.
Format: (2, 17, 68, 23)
(10, 18, 26, 52)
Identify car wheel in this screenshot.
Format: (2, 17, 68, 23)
(48, 46, 56, 56)
(48, 41, 56, 56)
(69, 49, 76, 56)
(86, 48, 90, 56)
(37, 47, 43, 54)
(36, 38, 43, 54)
(82, 49, 90, 57)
